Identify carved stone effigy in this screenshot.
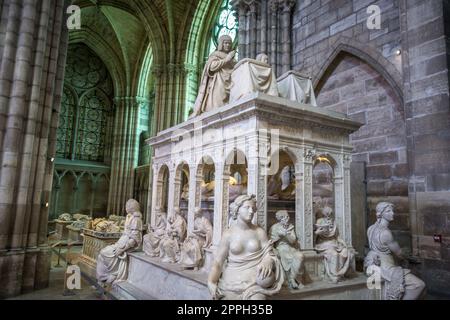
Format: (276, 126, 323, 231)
(364, 202, 426, 300)
(143, 208, 167, 257)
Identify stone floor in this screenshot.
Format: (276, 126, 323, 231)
(8, 245, 112, 301)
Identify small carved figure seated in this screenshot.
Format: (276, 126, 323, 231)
(269, 210, 305, 289)
(315, 206, 354, 284)
(143, 207, 167, 257)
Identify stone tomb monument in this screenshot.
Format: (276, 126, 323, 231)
(112, 55, 380, 300)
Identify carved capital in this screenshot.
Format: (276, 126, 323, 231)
(279, 0, 296, 13)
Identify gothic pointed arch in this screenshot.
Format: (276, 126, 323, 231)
(314, 36, 404, 105)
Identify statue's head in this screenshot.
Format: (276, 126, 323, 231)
(256, 53, 269, 64)
(218, 35, 233, 53)
(275, 210, 290, 224)
(174, 206, 181, 216)
(229, 194, 256, 223)
(194, 207, 202, 218)
(376, 202, 394, 222)
(322, 206, 333, 218)
(125, 199, 140, 215)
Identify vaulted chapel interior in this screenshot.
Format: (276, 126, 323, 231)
(1, 0, 450, 301)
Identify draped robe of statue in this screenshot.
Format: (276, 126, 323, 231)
(179, 215, 213, 269)
(315, 217, 353, 283)
(217, 241, 284, 300)
(159, 213, 187, 263)
(191, 50, 236, 117)
(143, 213, 167, 257)
(96, 211, 143, 285)
(269, 222, 304, 288)
(365, 222, 425, 299)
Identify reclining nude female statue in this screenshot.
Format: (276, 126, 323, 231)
(208, 195, 284, 300)
(96, 199, 143, 286)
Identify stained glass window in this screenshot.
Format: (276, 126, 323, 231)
(56, 44, 113, 163)
(208, 0, 238, 56)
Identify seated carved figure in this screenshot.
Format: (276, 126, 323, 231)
(267, 166, 295, 200)
(179, 208, 213, 269)
(314, 206, 354, 283)
(269, 210, 304, 289)
(143, 207, 167, 257)
(208, 195, 284, 300)
(364, 202, 426, 300)
(159, 207, 187, 264)
(96, 199, 143, 287)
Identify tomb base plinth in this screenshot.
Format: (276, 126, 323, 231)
(112, 252, 381, 300)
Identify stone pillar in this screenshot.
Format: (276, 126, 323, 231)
(173, 167, 182, 211)
(295, 148, 315, 251)
(152, 64, 188, 133)
(234, 2, 247, 59)
(108, 97, 143, 215)
(149, 164, 159, 227)
(342, 154, 353, 248)
(247, 133, 268, 230)
(0, 0, 70, 298)
(213, 163, 229, 246)
(187, 164, 198, 233)
(269, 0, 278, 76)
(334, 155, 345, 247)
(167, 166, 176, 218)
(279, 0, 295, 75)
(248, 1, 259, 59)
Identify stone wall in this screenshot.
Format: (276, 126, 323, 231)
(289, 0, 450, 295)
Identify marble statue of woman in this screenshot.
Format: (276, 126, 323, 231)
(269, 210, 304, 289)
(191, 35, 236, 117)
(96, 199, 143, 286)
(208, 195, 284, 300)
(365, 202, 426, 300)
(143, 207, 167, 257)
(314, 206, 354, 283)
(179, 208, 213, 269)
(159, 207, 187, 263)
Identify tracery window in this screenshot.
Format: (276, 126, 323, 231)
(208, 0, 238, 55)
(56, 44, 113, 163)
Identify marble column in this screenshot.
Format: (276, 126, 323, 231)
(149, 164, 160, 227)
(295, 148, 315, 251)
(152, 64, 188, 133)
(0, 0, 70, 298)
(213, 163, 229, 246)
(108, 97, 145, 215)
(167, 166, 176, 218)
(187, 164, 198, 233)
(279, 0, 295, 75)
